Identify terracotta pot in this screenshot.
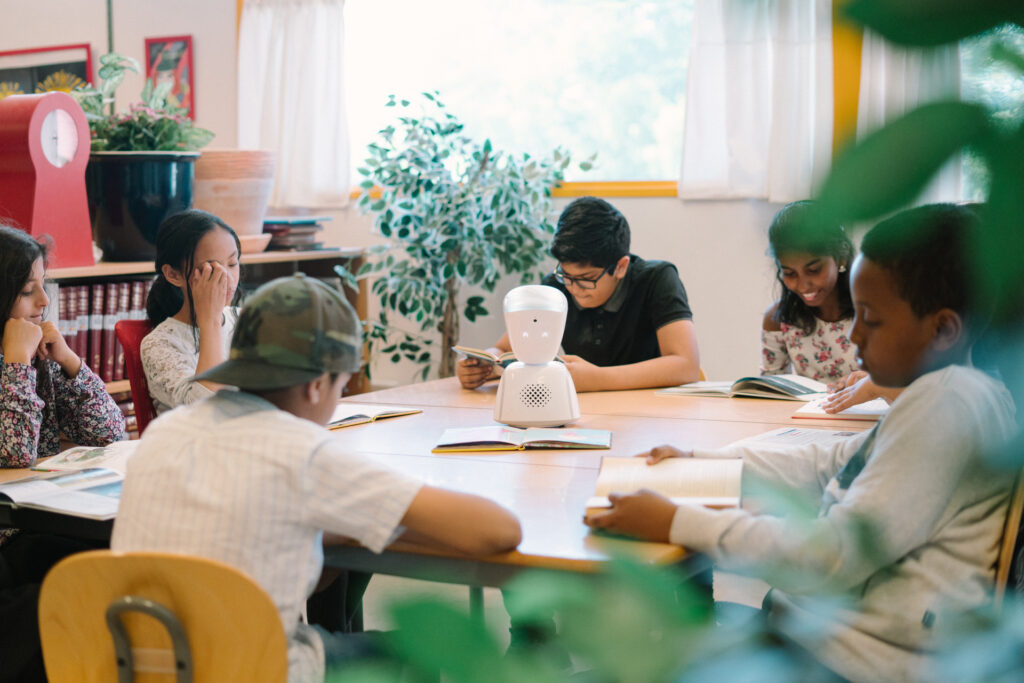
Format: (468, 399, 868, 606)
(193, 149, 275, 237)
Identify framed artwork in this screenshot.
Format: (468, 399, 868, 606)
(0, 44, 92, 100)
(144, 35, 195, 119)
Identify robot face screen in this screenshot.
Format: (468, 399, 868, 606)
(503, 285, 567, 365)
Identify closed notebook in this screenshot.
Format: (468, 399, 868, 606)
(433, 426, 612, 452)
(585, 456, 742, 511)
(792, 397, 889, 422)
(328, 403, 422, 430)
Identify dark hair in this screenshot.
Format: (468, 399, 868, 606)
(550, 197, 630, 269)
(768, 200, 855, 334)
(146, 209, 242, 340)
(861, 203, 978, 323)
(0, 224, 49, 322)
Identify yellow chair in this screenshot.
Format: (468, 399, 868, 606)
(39, 550, 288, 683)
(994, 468, 1024, 611)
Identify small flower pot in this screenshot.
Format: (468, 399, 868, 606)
(86, 151, 200, 262)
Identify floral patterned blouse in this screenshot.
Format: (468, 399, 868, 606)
(760, 316, 857, 382)
(0, 355, 126, 545)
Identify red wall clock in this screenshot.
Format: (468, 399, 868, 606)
(0, 91, 94, 267)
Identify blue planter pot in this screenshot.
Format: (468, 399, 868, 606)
(86, 151, 200, 262)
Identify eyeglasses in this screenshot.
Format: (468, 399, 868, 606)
(552, 265, 613, 290)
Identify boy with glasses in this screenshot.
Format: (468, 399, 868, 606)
(457, 196, 701, 392)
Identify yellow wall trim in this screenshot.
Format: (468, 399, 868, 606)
(832, 0, 863, 157)
(349, 181, 679, 201)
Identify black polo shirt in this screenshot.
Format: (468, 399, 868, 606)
(540, 255, 693, 367)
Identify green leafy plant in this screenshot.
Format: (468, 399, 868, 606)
(71, 52, 214, 151)
(337, 92, 592, 382)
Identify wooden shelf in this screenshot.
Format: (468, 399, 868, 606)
(48, 247, 366, 280)
(105, 380, 131, 394)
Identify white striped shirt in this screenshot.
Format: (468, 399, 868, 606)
(111, 390, 422, 682)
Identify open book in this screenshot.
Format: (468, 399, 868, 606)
(31, 440, 138, 474)
(658, 374, 829, 401)
(728, 426, 862, 448)
(452, 345, 518, 368)
(328, 403, 422, 430)
(0, 467, 122, 520)
(792, 397, 889, 422)
(585, 456, 742, 511)
(433, 426, 612, 453)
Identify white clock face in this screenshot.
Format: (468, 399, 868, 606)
(40, 108, 79, 168)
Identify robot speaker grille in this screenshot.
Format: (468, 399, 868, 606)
(519, 383, 551, 407)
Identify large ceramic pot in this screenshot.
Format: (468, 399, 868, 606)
(193, 149, 276, 237)
(86, 151, 199, 262)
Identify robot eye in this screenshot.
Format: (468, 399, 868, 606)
(533, 318, 538, 323)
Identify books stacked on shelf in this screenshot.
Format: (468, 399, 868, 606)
(55, 278, 153, 384)
(263, 215, 332, 251)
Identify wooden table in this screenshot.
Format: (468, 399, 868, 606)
(323, 379, 870, 593)
(1, 379, 870, 605)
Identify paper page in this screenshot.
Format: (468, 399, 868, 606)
(792, 397, 889, 420)
(593, 457, 742, 500)
(34, 440, 138, 475)
(523, 428, 612, 448)
(729, 427, 861, 449)
(434, 426, 524, 448)
(656, 381, 733, 397)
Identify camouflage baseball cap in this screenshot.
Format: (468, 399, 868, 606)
(193, 273, 362, 391)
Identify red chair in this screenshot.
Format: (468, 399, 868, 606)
(114, 319, 156, 436)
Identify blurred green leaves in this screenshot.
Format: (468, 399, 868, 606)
(844, 0, 1024, 47)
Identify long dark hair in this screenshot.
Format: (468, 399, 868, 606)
(0, 224, 49, 322)
(146, 210, 242, 344)
(768, 200, 854, 334)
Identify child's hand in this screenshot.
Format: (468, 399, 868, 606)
(642, 445, 692, 465)
(2, 318, 43, 365)
(584, 489, 677, 542)
(190, 262, 232, 329)
(827, 370, 867, 393)
(37, 321, 82, 376)
(562, 354, 603, 392)
(456, 357, 494, 389)
(822, 371, 881, 414)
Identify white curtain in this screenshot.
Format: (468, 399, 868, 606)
(237, 0, 349, 208)
(679, 0, 833, 202)
(857, 30, 961, 203)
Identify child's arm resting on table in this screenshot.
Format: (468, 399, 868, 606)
(564, 319, 701, 392)
(399, 485, 522, 556)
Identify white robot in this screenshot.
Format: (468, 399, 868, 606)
(493, 285, 580, 428)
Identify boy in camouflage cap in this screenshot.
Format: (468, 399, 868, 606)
(113, 274, 522, 682)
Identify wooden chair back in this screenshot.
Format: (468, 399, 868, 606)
(995, 468, 1024, 611)
(39, 550, 288, 683)
(114, 319, 156, 435)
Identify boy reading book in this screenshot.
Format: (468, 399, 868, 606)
(457, 197, 701, 392)
(586, 204, 1017, 681)
(112, 274, 521, 682)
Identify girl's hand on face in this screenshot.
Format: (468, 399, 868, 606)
(2, 318, 43, 365)
(37, 321, 82, 376)
(190, 262, 231, 328)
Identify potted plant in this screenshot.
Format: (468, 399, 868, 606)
(72, 52, 215, 261)
(337, 93, 593, 381)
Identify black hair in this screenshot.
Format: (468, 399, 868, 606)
(0, 224, 49, 322)
(146, 209, 242, 344)
(550, 197, 630, 269)
(861, 203, 978, 323)
(768, 200, 855, 334)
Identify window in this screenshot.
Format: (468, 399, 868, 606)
(345, 0, 694, 182)
(960, 23, 1024, 201)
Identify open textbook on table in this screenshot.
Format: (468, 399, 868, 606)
(658, 373, 830, 401)
(328, 403, 422, 430)
(0, 467, 122, 521)
(433, 426, 612, 452)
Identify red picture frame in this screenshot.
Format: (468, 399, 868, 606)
(0, 43, 93, 100)
(144, 35, 195, 119)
